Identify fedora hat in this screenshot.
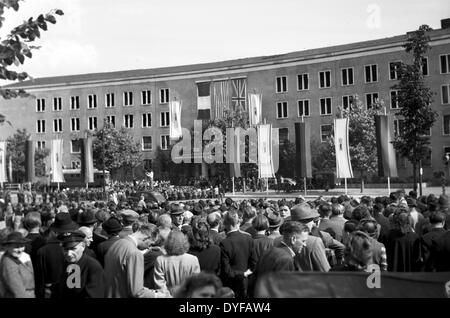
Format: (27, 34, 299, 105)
(439, 194, 450, 209)
(2, 231, 31, 247)
(77, 209, 97, 226)
(51, 213, 79, 233)
(102, 217, 123, 234)
(267, 212, 283, 228)
(120, 209, 139, 222)
(290, 203, 320, 222)
(170, 204, 184, 216)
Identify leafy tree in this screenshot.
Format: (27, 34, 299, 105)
(277, 140, 296, 178)
(92, 123, 143, 178)
(0, 0, 63, 103)
(6, 128, 49, 182)
(392, 25, 437, 191)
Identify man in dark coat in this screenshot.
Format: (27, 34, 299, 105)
(54, 231, 105, 298)
(95, 217, 122, 267)
(219, 210, 256, 298)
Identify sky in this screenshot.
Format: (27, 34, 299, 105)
(0, 0, 449, 79)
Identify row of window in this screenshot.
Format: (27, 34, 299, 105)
(274, 56, 439, 93)
(35, 112, 170, 133)
(35, 89, 170, 112)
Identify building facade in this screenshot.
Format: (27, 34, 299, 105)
(1, 21, 450, 182)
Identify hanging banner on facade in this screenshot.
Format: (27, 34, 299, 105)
(248, 93, 262, 126)
(170, 100, 182, 139)
(81, 137, 94, 183)
(51, 139, 65, 183)
(0, 141, 6, 183)
(334, 118, 353, 178)
(375, 114, 398, 178)
(258, 124, 275, 178)
(25, 140, 35, 183)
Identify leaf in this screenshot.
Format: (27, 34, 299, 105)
(38, 21, 47, 31)
(55, 9, 64, 15)
(17, 53, 24, 64)
(45, 14, 56, 24)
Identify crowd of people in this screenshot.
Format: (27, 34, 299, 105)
(0, 186, 449, 298)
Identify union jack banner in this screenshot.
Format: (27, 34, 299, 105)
(231, 78, 247, 111)
(213, 80, 230, 119)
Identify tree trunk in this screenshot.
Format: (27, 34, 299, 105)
(360, 170, 364, 193)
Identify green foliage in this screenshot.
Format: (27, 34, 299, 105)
(277, 140, 296, 178)
(92, 123, 143, 175)
(6, 128, 49, 182)
(392, 25, 438, 189)
(0, 0, 63, 120)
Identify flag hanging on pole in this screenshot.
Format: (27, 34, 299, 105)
(0, 141, 6, 183)
(170, 100, 182, 139)
(375, 114, 398, 177)
(227, 128, 241, 178)
(8, 151, 12, 182)
(334, 118, 353, 178)
(231, 78, 247, 111)
(213, 80, 230, 120)
(197, 82, 211, 120)
(81, 137, 94, 183)
(294, 122, 312, 178)
(51, 139, 65, 183)
(248, 93, 262, 126)
(258, 124, 275, 178)
(25, 140, 35, 183)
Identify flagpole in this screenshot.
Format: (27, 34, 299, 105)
(301, 115, 307, 198)
(344, 177, 348, 195)
(384, 107, 390, 196)
(232, 177, 235, 195)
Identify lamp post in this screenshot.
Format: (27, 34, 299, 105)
(102, 119, 106, 200)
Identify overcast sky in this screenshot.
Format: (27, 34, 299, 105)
(1, 0, 449, 78)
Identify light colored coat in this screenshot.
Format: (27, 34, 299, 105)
(0, 253, 35, 298)
(153, 253, 200, 295)
(104, 237, 155, 298)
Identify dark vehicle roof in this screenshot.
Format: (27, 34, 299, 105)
(132, 191, 166, 204)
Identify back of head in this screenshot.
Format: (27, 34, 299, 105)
(165, 230, 189, 256)
(242, 206, 256, 222)
(138, 222, 159, 241)
(223, 210, 240, 230)
(429, 211, 446, 225)
(157, 214, 172, 229)
(319, 203, 332, 218)
(331, 203, 344, 216)
(351, 205, 371, 222)
(252, 214, 269, 232)
(207, 212, 221, 228)
(344, 231, 373, 270)
(357, 218, 379, 239)
(23, 212, 42, 231)
(173, 272, 222, 298)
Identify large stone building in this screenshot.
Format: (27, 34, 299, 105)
(1, 19, 450, 182)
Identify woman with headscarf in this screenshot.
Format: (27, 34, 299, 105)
(0, 231, 35, 298)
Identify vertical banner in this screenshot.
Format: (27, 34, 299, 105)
(81, 137, 94, 183)
(227, 129, 241, 178)
(375, 115, 398, 177)
(334, 118, 353, 179)
(231, 78, 247, 111)
(25, 140, 35, 183)
(51, 139, 65, 183)
(197, 82, 211, 120)
(248, 93, 262, 126)
(213, 80, 230, 120)
(295, 122, 312, 178)
(258, 124, 275, 178)
(8, 152, 12, 182)
(170, 100, 182, 139)
(0, 141, 6, 183)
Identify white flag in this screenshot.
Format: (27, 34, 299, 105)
(170, 100, 182, 139)
(51, 139, 65, 183)
(334, 118, 353, 178)
(258, 124, 275, 178)
(248, 93, 262, 126)
(0, 141, 6, 183)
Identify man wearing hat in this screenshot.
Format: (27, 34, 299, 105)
(170, 204, 192, 234)
(420, 211, 447, 272)
(54, 231, 105, 298)
(95, 217, 123, 267)
(438, 194, 450, 230)
(34, 213, 78, 298)
(119, 209, 139, 238)
(266, 210, 283, 240)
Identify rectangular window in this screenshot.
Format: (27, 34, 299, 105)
(70, 118, 80, 132)
(142, 113, 152, 128)
(320, 124, 333, 142)
(87, 94, 97, 109)
(342, 95, 354, 110)
(160, 111, 170, 127)
(444, 115, 450, 135)
(276, 101, 288, 119)
(71, 140, 82, 154)
(297, 73, 309, 91)
(276, 76, 288, 93)
(106, 115, 115, 128)
(320, 97, 332, 115)
(141, 90, 152, 105)
(144, 159, 153, 171)
(297, 100, 310, 117)
(365, 64, 378, 83)
(341, 67, 354, 86)
(53, 118, 62, 132)
(36, 99, 45, 112)
(366, 92, 379, 109)
(422, 57, 428, 76)
(319, 70, 331, 88)
(440, 54, 450, 74)
(36, 120, 46, 133)
(70, 96, 80, 110)
(142, 136, 153, 151)
(88, 116, 97, 130)
(105, 93, 115, 107)
(389, 61, 401, 80)
(160, 135, 170, 150)
(123, 91, 133, 106)
(53, 97, 62, 111)
(394, 119, 405, 137)
(442, 85, 450, 105)
(124, 114, 134, 128)
(160, 88, 169, 104)
(390, 90, 399, 109)
(36, 141, 46, 149)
